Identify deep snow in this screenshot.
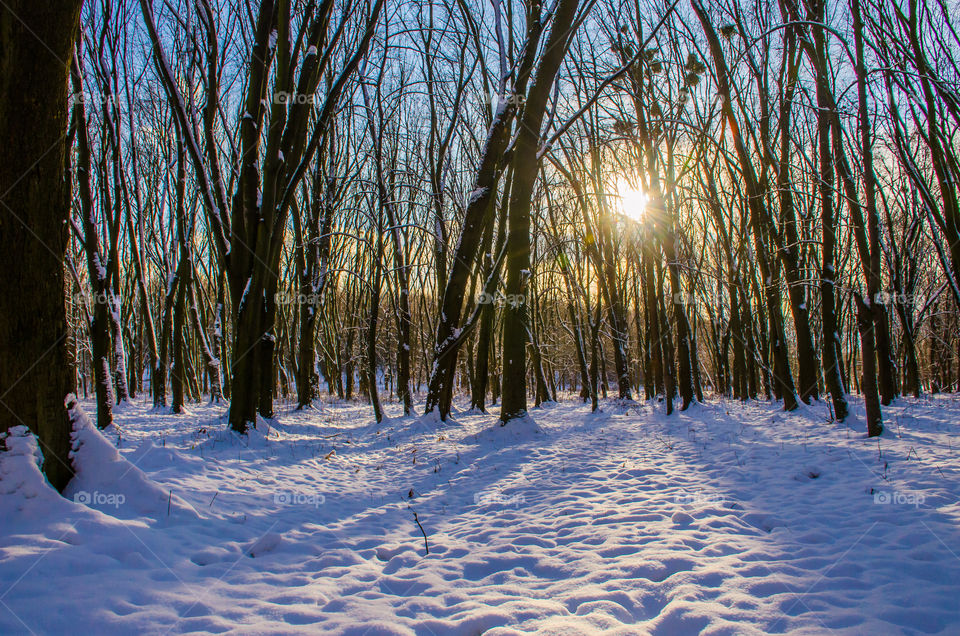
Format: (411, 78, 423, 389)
(2, 394, 959, 634)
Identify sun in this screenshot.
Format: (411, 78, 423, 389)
(616, 178, 648, 222)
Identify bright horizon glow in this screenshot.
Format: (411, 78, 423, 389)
(616, 178, 648, 223)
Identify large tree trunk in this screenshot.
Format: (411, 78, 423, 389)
(662, 155, 694, 409)
(109, 293, 129, 404)
(501, 0, 583, 423)
(170, 128, 191, 414)
(851, 0, 897, 405)
(787, 0, 881, 430)
(367, 228, 385, 423)
(258, 284, 279, 419)
(294, 188, 325, 409)
(815, 38, 849, 422)
(642, 238, 665, 399)
(588, 304, 602, 412)
(776, 42, 819, 404)
(187, 280, 223, 402)
(0, 0, 83, 491)
(470, 182, 505, 412)
(71, 52, 115, 430)
(423, 0, 558, 420)
(171, 255, 191, 414)
(154, 265, 179, 409)
(856, 295, 884, 436)
(730, 282, 748, 400)
(423, 110, 520, 418)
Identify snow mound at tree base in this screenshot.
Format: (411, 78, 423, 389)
(0, 426, 77, 522)
(62, 395, 199, 523)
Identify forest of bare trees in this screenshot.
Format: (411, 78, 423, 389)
(4, 0, 960, 489)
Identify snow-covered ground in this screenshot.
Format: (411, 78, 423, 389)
(2, 394, 959, 634)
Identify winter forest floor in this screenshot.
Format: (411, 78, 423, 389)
(2, 394, 960, 635)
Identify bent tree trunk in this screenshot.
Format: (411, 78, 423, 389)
(423, 106, 521, 419)
(423, 0, 558, 420)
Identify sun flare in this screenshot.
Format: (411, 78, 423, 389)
(616, 179, 648, 222)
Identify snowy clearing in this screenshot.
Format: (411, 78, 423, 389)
(2, 396, 959, 635)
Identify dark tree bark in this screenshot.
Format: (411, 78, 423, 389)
(71, 51, 115, 430)
(293, 170, 333, 409)
(501, 0, 584, 423)
(471, 175, 507, 411)
(773, 30, 820, 403)
(812, 21, 850, 421)
(661, 151, 694, 409)
(855, 295, 884, 436)
(693, 0, 798, 411)
(783, 0, 882, 430)
(366, 224, 385, 423)
(171, 254, 191, 414)
(0, 0, 83, 491)
(818, 149, 849, 420)
(423, 7, 549, 420)
(852, 0, 897, 405)
(170, 126, 193, 414)
(141, 0, 383, 430)
(642, 233, 665, 399)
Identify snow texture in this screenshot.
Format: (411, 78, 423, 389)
(2, 395, 960, 634)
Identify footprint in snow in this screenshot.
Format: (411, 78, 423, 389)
(191, 546, 237, 566)
(247, 532, 283, 557)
